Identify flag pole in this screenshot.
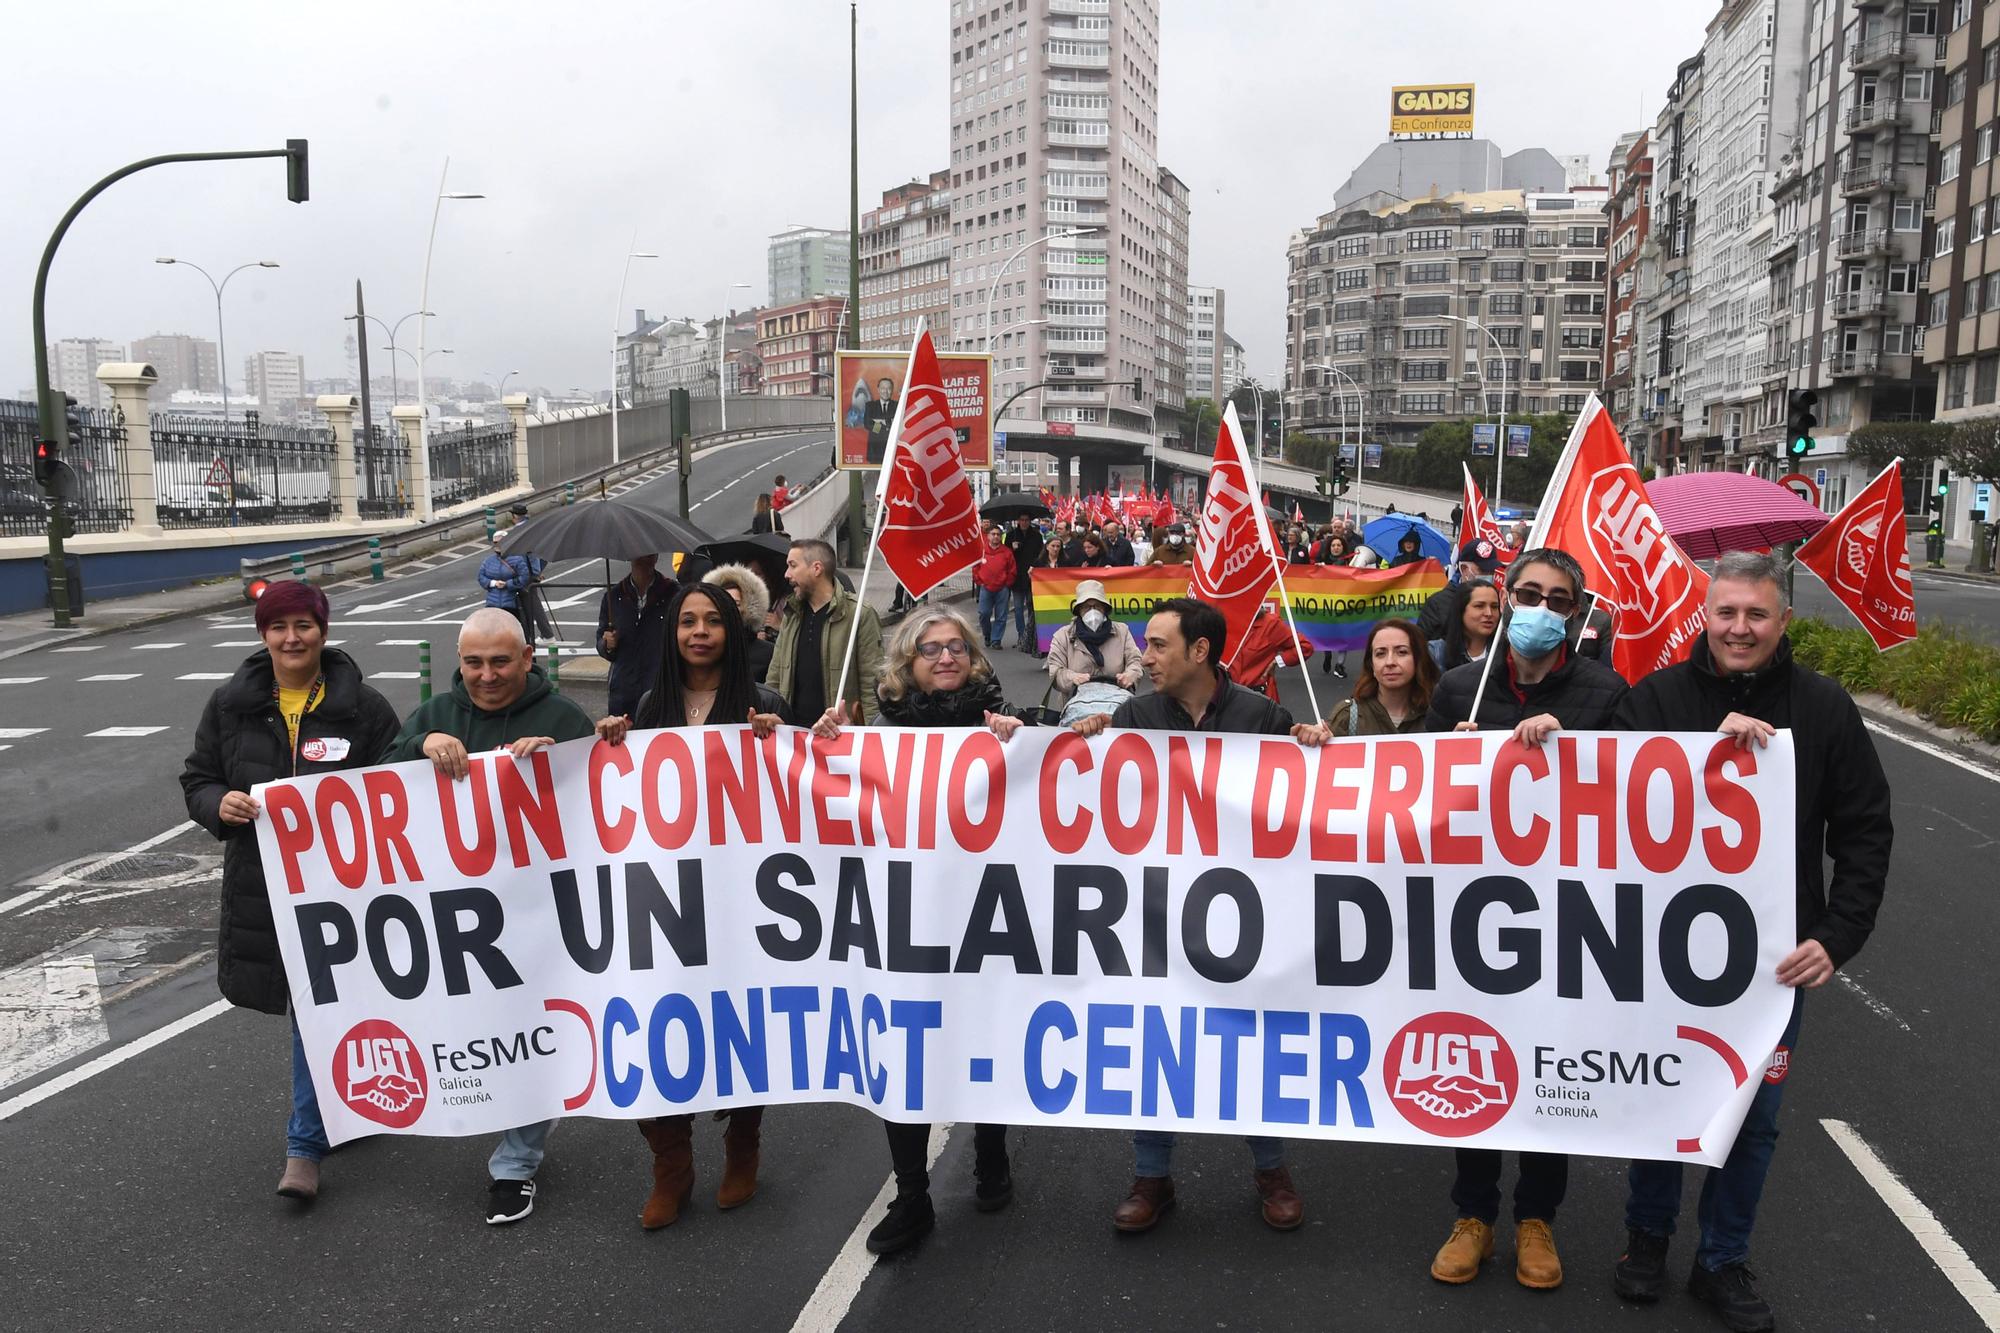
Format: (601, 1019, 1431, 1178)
(1223, 402, 1322, 720)
(1465, 395, 1597, 726)
(830, 323, 924, 713)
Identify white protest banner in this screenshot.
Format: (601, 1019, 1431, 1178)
(254, 727, 1796, 1166)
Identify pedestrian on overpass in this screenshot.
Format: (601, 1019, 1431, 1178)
(750, 493, 777, 536)
(1070, 598, 1332, 1234)
(768, 537, 883, 725)
(771, 474, 789, 527)
(593, 582, 789, 1229)
(596, 553, 676, 720)
(810, 607, 1039, 1255)
(1610, 550, 1892, 1333)
(381, 607, 596, 1226)
(178, 580, 400, 1206)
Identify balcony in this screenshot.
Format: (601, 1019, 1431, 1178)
(1046, 329, 1108, 350)
(1840, 163, 1900, 196)
(1045, 203, 1110, 226)
(1046, 76, 1110, 96)
(1043, 384, 1107, 406)
(1047, 0, 1110, 14)
(1045, 41, 1110, 69)
(1831, 289, 1889, 318)
(1847, 31, 1908, 70)
(1826, 349, 1882, 377)
(1047, 178, 1108, 200)
(1045, 126, 1111, 149)
(1844, 97, 1905, 133)
(1835, 226, 1891, 257)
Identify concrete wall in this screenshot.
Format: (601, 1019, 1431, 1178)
(526, 396, 831, 485)
(0, 534, 349, 617)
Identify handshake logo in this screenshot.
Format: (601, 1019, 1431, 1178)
(336, 1019, 428, 1129)
(1387, 1012, 1519, 1138)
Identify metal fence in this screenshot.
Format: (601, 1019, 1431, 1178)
(428, 420, 515, 508)
(0, 398, 132, 538)
(356, 423, 412, 519)
(151, 412, 337, 528)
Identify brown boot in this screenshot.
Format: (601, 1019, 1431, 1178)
(276, 1157, 319, 1202)
(637, 1116, 694, 1230)
(1112, 1176, 1176, 1233)
(1431, 1217, 1494, 1284)
(1514, 1218, 1564, 1289)
(1253, 1165, 1303, 1231)
(715, 1106, 763, 1211)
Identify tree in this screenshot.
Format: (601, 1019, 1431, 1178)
(1947, 417, 2000, 484)
(1184, 396, 1220, 446)
(1848, 420, 1952, 473)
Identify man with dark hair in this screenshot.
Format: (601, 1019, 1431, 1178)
(1423, 546, 1628, 1291)
(864, 377, 900, 464)
(1004, 512, 1045, 653)
(596, 553, 676, 720)
(1073, 596, 1330, 1233)
(1610, 550, 1891, 1333)
(769, 537, 883, 724)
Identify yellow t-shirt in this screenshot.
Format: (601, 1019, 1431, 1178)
(277, 682, 322, 752)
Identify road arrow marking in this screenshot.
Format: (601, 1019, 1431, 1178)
(0, 954, 109, 1093)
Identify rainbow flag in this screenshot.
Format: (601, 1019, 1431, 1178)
(1031, 562, 1446, 654)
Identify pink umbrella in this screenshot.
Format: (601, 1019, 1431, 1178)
(1645, 472, 1829, 561)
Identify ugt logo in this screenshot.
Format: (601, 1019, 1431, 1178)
(1580, 468, 1694, 635)
(1387, 1012, 1518, 1138)
(336, 1019, 428, 1128)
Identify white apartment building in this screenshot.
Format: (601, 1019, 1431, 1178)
(1188, 284, 1224, 399)
(46, 338, 125, 410)
(243, 351, 305, 418)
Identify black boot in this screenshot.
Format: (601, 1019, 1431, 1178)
(1613, 1228, 1670, 1302)
(974, 1149, 1013, 1212)
(865, 1190, 936, 1255)
(1687, 1262, 1775, 1333)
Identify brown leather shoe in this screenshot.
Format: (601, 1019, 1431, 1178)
(1514, 1218, 1563, 1289)
(1431, 1217, 1494, 1283)
(637, 1116, 695, 1229)
(276, 1157, 319, 1202)
(1253, 1165, 1304, 1231)
(1112, 1176, 1176, 1233)
(715, 1106, 763, 1210)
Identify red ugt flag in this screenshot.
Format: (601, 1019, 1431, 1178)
(1458, 463, 1513, 568)
(1795, 458, 1916, 650)
(874, 331, 983, 598)
(1530, 397, 1708, 682)
(1191, 402, 1283, 657)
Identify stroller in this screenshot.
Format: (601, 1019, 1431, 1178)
(1056, 678, 1134, 728)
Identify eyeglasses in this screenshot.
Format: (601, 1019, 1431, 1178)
(1509, 586, 1578, 616)
(916, 638, 971, 661)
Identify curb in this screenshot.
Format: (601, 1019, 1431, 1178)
(1915, 565, 2000, 588)
(1849, 690, 2000, 769)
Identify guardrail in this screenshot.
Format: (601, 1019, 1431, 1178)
(241, 422, 822, 585)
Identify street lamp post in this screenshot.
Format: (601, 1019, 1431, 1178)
(984, 225, 1103, 357)
(611, 235, 659, 465)
(494, 369, 520, 399)
(154, 257, 278, 439)
(1308, 361, 1369, 517)
(718, 282, 751, 433)
(1442, 314, 1513, 509)
(415, 157, 484, 516)
(346, 308, 431, 406)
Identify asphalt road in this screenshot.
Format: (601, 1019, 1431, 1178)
(1794, 564, 2000, 643)
(3, 453, 1999, 1330)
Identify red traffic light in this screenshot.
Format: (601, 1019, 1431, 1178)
(244, 578, 270, 603)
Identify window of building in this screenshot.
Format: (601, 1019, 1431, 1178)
(1978, 356, 2000, 405)
(1980, 125, 1997, 166)
(1404, 295, 1451, 316)
(1402, 360, 1448, 381)
(1975, 202, 1989, 242)
(1492, 261, 1525, 282)
(1946, 360, 1969, 409)
(1941, 143, 1962, 183)
(1966, 278, 1982, 317)
(1909, 6, 1938, 37)
(1408, 228, 1453, 251)
(1558, 359, 1596, 382)
(1333, 300, 1368, 321)
(1400, 393, 1447, 414)
(1336, 235, 1370, 257)
(1986, 271, 2000, 309)
(1944, 68, 1968, 109)
(1567, 226, 1596, 246)
(1936, 218, 1957, 255)
(1488, 293, 1524, 315)
(1405, 262, 1451, 284)
(1489, 325, 1522, 347)
(1904, 68, 1934, 100)
(1403, 327, 1447, 349)
(1533, 264, 1549, 282)
(1492, 227, 1525, 248)
(1335, 267, 1369, 290)
(1984, 41, 1999, 83)
(1534, 229, 1554, 247)
(1930, 291, 1951, 325)
(1889, 261, 1922, 293)
(1462, 262, 1483, 282)
(1893, 196, 1923, 231)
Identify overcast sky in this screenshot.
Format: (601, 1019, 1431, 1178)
(6, 0, 1713, 399)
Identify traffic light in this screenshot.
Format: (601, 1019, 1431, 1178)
(1331, 453, 1351, 496)
(32, 438, 60, 489)
(1927, 478, 1948, 516)
(286, 138, 310, 203)
(1785, 388, 1819, 459)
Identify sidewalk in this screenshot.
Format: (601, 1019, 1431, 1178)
(0, 576, 247, 660)
(1907, 531, 2000, 585)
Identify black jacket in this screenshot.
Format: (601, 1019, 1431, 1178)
(1566, 605, 1616, 662)
(1055, 539, 1088, 567)
(597, 572, 677, 719)
(1425, 644, 1628, 732)
(179, 649, 401, 1016)
(1416, 584, 1459, 641)
(1112, 669, 1294, 734)
(877, 676, 1035, 727)
(637, 681, 791, 727)
(1614, 636, 1892, 966)
(1004, 526, 1045, 590)
(1104, 536, 1137, 566)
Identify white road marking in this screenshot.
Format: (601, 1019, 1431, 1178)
(0, 728, 48, 739)
(0, 677, 48, 685)
(0, 822, 201, 918)
(370, 671, 421, 679)
(544, 588, 601, 609)
(350, 588, 438, 614)
(212, 641, 261, 648)
(131, 643, 184, 651)
(377, 639, 429, 646)
(177, 673, 232, 681)
(1822, 1119, 2000, 1327)
(0, 999, 231, 1124)
(50, 646, 102, 653)
(85, 726, 169, 738)
(0, 954, 108, 1093)
(79, 674, 141, 682)
(1865, 719, 2000, 785)
(789, 1124, 952, 1333)
(1835, 971, 1916, 1033)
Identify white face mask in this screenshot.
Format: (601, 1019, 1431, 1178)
(1169, 534, 1184, 546)
(1081, 608, 1108, 631)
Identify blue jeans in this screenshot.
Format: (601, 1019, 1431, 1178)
(1013, 586, 1036, 646)
(489, 1120, 557, 1181)
(977, 586, 1011, 645)
(1626, 992, 1803, 1270)
(1132, 1130, 1285, 1178)
(288, 1016, 329, 1162)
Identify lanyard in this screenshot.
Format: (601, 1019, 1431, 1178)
(275, 673, 325, 773)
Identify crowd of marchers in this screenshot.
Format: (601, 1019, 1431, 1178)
(178, 522, 1889, 1333)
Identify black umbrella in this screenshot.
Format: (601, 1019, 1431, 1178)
(694, 531, 853, 591)
(499, 496, 713, 561)
(982, 494, 1051, 522)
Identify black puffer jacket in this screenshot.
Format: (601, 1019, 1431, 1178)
(179, 649, 401, 1015)
(876, 675, 1035, 727)
(1614, 635, 1892, 966)
(1424, 644, 1627, 732)
(1111, 668, 1293, 735)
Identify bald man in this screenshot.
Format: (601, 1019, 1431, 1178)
(380, 607, 595, 1224)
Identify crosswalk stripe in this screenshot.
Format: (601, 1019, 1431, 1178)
(370, 671, 421, 679)
(85, 727, 170, 738)
(212, 641, 260, 648)
(0, 678, 48, 685)
(79, 674, 141, 682)
(377, 639, 429, 646)
(176, 673, 232, 681)
(0, 728, 48, 739)
(132, 643, 185, 651)
(50, 646, 101, 653)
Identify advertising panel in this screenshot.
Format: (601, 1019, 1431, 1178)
(835, 349, 992, 471)
(1389, 83, 1475, 141)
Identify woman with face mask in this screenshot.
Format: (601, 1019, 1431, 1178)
(1044, 579, 1144, 705)
(1146, 523, 1191, 564)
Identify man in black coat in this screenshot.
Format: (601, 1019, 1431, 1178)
(1004, 513, 1045, 653)
(1423, 547, 1627, 1293)
(1072, 597, 1331, 1234)
(180, 580, 401, 1203)
(596, 553, 676, 719)
(1610, 551, 1893, 1333)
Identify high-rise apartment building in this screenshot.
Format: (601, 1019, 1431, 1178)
(757, 297, 846, 397)
(46, 338, 126, 410)
(1769, 0, 1938, 508)
(1188, 285, 1224, 399)
(244, 351, 305, 418)
(1282, 188, 1609, 445)
(946, 0, 1162, 492)
(1154, 167, 1191, 449)
(131, 333, 220, 396)
(859, 172, 954, 348)
(767, 227, 851, 306)
(1605, 131, 1654, 462)
(1642, 54, 1705, 470)
(1220, 334, 1246, 401)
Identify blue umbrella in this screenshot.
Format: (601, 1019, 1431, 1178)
(1362, 516, 1452, 564)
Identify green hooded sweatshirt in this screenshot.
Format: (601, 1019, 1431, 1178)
(380, 664, 595, 762)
